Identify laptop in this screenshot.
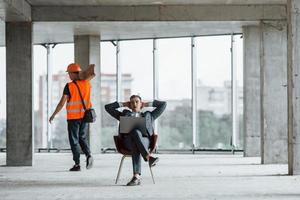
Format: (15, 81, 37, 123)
(119, 116, 147, 134)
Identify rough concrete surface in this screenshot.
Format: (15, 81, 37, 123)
(0, 153, 299, 200)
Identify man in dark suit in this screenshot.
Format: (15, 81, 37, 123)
(105, 95, 166, 186)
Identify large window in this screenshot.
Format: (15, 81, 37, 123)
(34, 44, 74, 149)
(120, 40, 153, 101)
(195, 36, 232, 149)
(0, 47, 6, 148)
(234, 35, 244, 149)
(100, 41, 117, 148)
(101, 40, 154, 148)
(51, 44, 74, 148)
(33, 45, 47, 149)
(157, 38, 192, 149)
(31, 34, 243, 151)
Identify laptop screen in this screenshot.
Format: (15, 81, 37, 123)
(119, 116, 146, 134)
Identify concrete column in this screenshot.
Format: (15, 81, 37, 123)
(6, 22, 33, 166)
(260, 21, 287, 164)
(243, 26, 261, 157)
(74, 35, 101, 153)
(287, 0, 300, 175)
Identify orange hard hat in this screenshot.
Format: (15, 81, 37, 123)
(66, 63, 81, 73)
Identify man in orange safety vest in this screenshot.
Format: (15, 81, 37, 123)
(49, 63, 95, 171)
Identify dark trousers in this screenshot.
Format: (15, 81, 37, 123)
(67, 119, 91, 165)
(122, 129, 150, 175)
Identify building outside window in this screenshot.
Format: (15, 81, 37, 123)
(29, 35, 243, 151)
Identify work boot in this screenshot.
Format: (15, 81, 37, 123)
(126, 176, 141, 186)
(149, 156, 159, 167)
(86, 155, 93, 169)
(69, 164, 81, 171)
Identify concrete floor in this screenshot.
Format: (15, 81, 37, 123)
(0, 153, 299, 200)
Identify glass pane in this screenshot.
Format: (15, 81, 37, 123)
(34, 44, 74, 149)
(101, 41, 117, 148)
(195, 36, 232, 149)
(157, 38, 192, 149)
(235, 34, 244, 149)
(33, 45, 47, 149)
(0, 47, 6, 148)
(120, 39, 153, 101)
(51, 44, 74, 149)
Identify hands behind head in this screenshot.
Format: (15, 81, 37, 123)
(142, 102, 149, 108)
(122, 101, 148, 109)
(123, 101, 131, 108)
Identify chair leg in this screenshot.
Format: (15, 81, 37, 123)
(149, 165, 155, 184)
(115, 155, 126, 184)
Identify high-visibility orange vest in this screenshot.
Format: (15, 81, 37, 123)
(66, 80, 92, 120)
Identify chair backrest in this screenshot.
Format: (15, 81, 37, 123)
(113, 134, 158, 155)
(113, 135, 131, 155)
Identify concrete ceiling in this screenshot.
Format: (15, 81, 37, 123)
(33, 21, 257, 44)
(0, 0, 282, 46)
(26, 0, 286, 6)
(0, 20, 258, 46)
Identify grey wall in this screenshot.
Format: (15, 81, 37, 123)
(261, 21, 287, 164)
(6, 22, 33, 166)
(288, 0, 300, 175)
(74, 35, 102, 153)
(243, 26, 261, 157)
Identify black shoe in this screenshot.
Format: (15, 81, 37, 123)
(149, 156, 159, 167)
(69, 165, 81, 171)
(126, 176, 141, 186)
(86, 155, 93, 169)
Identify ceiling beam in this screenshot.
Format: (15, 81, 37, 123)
(0, 0, 31, 21)
(32, 5, 286, 22)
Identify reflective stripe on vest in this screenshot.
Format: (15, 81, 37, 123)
(66, 80, 92, 120)
(67, 109, 85, 113)
(66, 100, 90, 106)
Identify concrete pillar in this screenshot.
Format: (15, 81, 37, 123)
(243, 26, 261, 157)
(260, 21, 287, 164)
(6, 22, 33, 166)
(287, 0, 300, 175)
(74, 35, 101, 153)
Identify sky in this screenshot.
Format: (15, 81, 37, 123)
(0, 35, 243, 119)
(99, 35, 243, 101)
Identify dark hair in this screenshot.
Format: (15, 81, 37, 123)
(130, 95, 142, 101)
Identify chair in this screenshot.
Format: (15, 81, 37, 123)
(113, 134, 158, 184)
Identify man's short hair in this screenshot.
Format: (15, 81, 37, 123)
(130, 94, 142, 101)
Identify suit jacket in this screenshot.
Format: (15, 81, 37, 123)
(104, 100, 167, 137)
